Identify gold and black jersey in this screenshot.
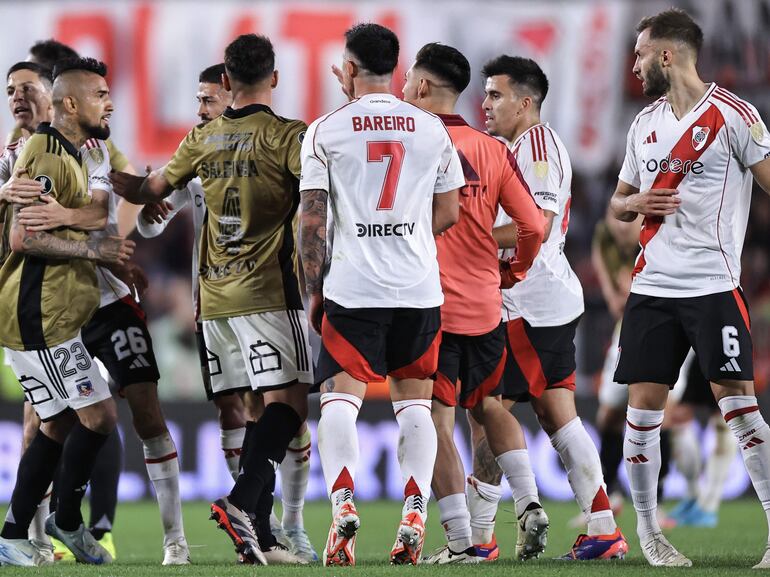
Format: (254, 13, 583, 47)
(164, 104, 306, 320)
(0, 123, 99, 351)
(593, 220, 639, 291)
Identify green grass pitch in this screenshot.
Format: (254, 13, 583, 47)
(1, 499, 766, 576)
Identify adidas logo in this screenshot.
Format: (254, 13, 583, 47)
(626, 454, 649, 464)
(744, 436, 764, 450)
(129, 354, 151, 370)
(643, 131, 658, 144)
(720, 358, 741, 372)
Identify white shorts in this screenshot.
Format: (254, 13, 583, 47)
(202, 309, 313, 394)
(4, 333, 112, 420)
(598, 321, 691, 409)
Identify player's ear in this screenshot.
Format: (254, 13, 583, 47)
(417, 78, 430, 99)
(62, 95, 77, 115)
(661, 48, 674, 68)
(222, 73, 232, 92)
(344, 59, 358, 79)
(270, 70, 278, 89)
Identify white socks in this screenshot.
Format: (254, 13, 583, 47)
(220, 427, 246, 482)
(318, 393, 361, 512)
(624, 407, 664, 540)
(466, 475, 502, 544)
(393, 399, 436, 520)
(143, 433, 185, 545)
(699, 415, 736, 513)
(550, 417, 616, 535)
(280, 427, 312, 530)
(719, 395, 770, 541)
(671, 423, 702, 499)
(495, 449, 540, 517)
(437, 493, 472, 552)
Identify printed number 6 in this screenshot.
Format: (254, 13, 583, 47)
(721, 325, 740, 358)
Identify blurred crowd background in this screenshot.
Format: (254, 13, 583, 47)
(0, 0, 769, 501)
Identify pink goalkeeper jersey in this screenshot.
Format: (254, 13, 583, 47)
(619, 84, 770, 298)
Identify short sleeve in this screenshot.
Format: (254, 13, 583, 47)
(283, 120, 307, 179)
(299, 118, 330, 192)
(618, 118, 641, 188)
(105, 138, 130, 172)
(164, 129, 200, 189)
(84, 141, 113, 194)
(729, 101, 770, 168)
(518, 127, 561, 214)
(434, 127, 465, 194)
(17, 150, 68, 202)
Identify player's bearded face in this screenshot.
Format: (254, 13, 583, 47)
(642, 59, 670, 98)
(80, 77, 113, 140)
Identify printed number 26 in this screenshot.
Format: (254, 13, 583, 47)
(368, 141, 405, 210)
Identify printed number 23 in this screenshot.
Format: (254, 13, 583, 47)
(368, 141, 405, 210)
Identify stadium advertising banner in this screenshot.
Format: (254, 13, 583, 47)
(0, 0, 627, 172)
(0, 401, 752, 503)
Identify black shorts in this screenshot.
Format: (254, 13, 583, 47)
(315, 299, 441, 387)
(195, 323, 215, 401)
(614, 289, 753, 386)
(680, 356, 717, 408)
(433, 324, 507, 409)
(501, 316, 579, 402)
(82, 296, 160, 388)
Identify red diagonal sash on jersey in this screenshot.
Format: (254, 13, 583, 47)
(633, 104, 726, 277)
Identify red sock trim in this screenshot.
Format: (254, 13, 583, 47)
(404, 476, 421, 499)
(724, 405, 759, 422)
(145, 451, 178, 464)
(626, 420, 661, 431)
(287, 442, 312, 453)
(332, 466, 354, 493)
(590, 486, 611, 513)
(320, 397, 361, 412)
(394, 402, 431, 417)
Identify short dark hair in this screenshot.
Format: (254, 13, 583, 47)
(636, 8, 703, 54)
(7, 61, 53, 86)
(224, 34, 274, 85)
(28, 39, 79, 70)
(481, 55, 549, 108)
(413, 43, 470, 94)
(53, 57, 107, 79)
(199, 63, 226, 85)
(345, 23, 399, 76)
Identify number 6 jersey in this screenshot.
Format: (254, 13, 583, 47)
(300, 93, 465, 309)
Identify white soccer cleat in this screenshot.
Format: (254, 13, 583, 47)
(162, 537, 191, 565)
(262, 541, 308, 565)
(640, 532, 692, 567)
(284, 527, 320, 563)
(390, 495, 427, 566)
(324, 494, 360, 567)
(44, 515, 112, 565)
(30, 538, 55, 566)
(0, 537, 37, 566)
(516, 505, 549, 560)
(753, 545, 770, 569)
(422, 544, 480, 564)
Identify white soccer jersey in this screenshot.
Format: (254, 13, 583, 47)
(81, 139, 132, 307)
(619, 84, 770, 298)
(498, 124, 584, 327)
(0, 136, 26, 185)
(135, 179, 206, 318)
(300, 93, 465, 308)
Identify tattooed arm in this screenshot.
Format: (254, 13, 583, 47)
(9, 202, 134, 264)
(299, 188, 328, 334)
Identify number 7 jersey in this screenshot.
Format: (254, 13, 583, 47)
(300, 93, 465, 308)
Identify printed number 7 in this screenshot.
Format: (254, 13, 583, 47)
(368, 141, 405, 211)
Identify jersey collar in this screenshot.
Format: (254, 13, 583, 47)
(437, 114, 467, 126)
(223, 103, 273, 119)
(35, 122, 82, 161)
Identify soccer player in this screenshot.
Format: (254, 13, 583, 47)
(466, 55, 628, 561)
(610, 8, 770, 567)
(299, 24, 464, 566)
(135, 63, 317, 563)
(0, 57, 133, 566)
(400, 43, 544, 564)
(112, 35, 312, 566)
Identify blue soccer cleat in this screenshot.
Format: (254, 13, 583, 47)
(559, 528, 629, 560)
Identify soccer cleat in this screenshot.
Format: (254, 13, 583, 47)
(97, 532, 117, 561)
(677, 503, 718, 528)
(29, 538, 55, 566)
(516, 505, 549, 560)
(210, 497, 266, 566)
(473, 534, 499, 562)
(270, 514, 290, 549)
(162, 537, 191, 565)
(667, 497, 696, 524)
(640, 532, 692, 567)
(262, 541, 307, 565)
(0, 537, 37, 566)
(324, 496, 360, 566)
(284, 527, 320, 563)
(753, 545, 770, 569)
(422, 544, 480, 564)
(558, 528, 629, 560)
(52, 536, 75, 562)
(44, 514, 112, 565)
(390, 510, 425, 565)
